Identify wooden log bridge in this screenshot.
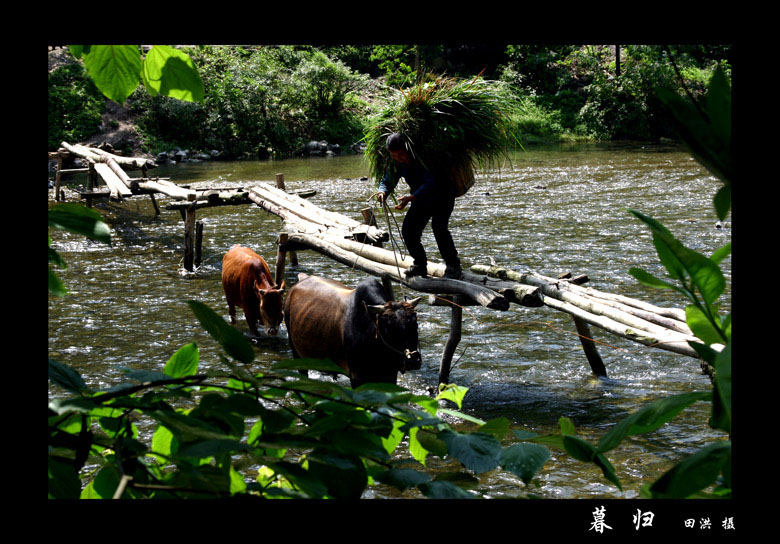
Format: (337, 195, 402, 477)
(249, 182, 712, 386)
(53, 144, 317, 272)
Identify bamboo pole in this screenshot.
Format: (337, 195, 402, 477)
(276, 233, 289, 288)
(183, 197, 197, 272)
(439, 294, 463, 385)
(471, 263, 712, 359)
(275, 174, 298, 266)
(527, 269, 687, 323)
(195, 221, 204, 268)
(471, 264, 695, 341)
(572, 317, 607, 377)
(61, 142, 156, 170)
(93, 162, 132, 199)
(542, 295, 700, 358)
(135, 179, 196, 200)
(149, 193, 160, 215)
(284, 232, 508, 310)
(55, 153, 63, 201)
(249, 184, 388, 243)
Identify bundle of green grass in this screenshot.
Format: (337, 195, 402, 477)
(364, 74, 523, 196)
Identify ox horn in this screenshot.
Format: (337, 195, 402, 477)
(366, 304, 386, 315)
(406, 297, 421, 308)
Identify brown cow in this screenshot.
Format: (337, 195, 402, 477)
(222, 245, 285, 336)
(284, 274, 421, 387)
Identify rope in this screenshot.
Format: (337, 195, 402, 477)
(363, 193, 410, 300)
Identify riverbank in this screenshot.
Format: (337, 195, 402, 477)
(49, 45, 729, 177)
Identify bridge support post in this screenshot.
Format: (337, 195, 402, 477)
(572, 316, 607, 377)
(275, 233, 289, 287)
(275, 174, 298, 266)
(183, 196, 197, 272)
(438, 294, 464, 386)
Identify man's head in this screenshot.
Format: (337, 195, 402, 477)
(386, 133, 409, 163)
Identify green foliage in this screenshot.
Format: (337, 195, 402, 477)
(370, 45, 417, 87)
(502, 44, 731, 142)
(657, 66, 732, 213)
(69, 45, 204, 105)
(364, 74, 524, 181)
(549, 65, 733, 498)
(48, 63, 105, 150)
(48, 203, 111, 297)
(130, 46, 369, 158)
(48, 301, 560, 499)
(48, 207, 555, 498)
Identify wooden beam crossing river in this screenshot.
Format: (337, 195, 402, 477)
(248, 180, 721, 384)
(51, 142, 717, 386)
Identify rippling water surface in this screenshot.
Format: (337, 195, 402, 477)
(48, 142, 731, 499)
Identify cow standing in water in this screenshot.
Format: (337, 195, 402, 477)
(284, 275, 422, 387)
(222, 246, 285, 337)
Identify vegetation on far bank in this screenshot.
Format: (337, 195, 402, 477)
(48, 44, 732, 158)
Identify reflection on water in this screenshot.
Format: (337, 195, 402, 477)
(48, 143, 731, 498)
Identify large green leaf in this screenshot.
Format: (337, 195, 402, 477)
(151, 424, 177, 462)
(48, 203, 111, 245)
(306, 452, 367, 499)
(436, 383, 469, 409)
(80, 45, 141, 104)
(656, 66, 732, 186)
(187, 300, 254, 365)
(164, 343, 199, 378)
(48, 457, 82, 499)
(648, 441, 731, 498)
(48, 359, 90, 394)
(375, 467, 431, 491)
(478, 417, 511, 440)
(440, 430, 502, 474)
(710, 342, 732, 434)
(418, 480, 475, 499)
(175, 438, 248, 459)
(499, 442, 550, 484)
(563, 436, 621, 490)
(598, 391, 712, 453)
(80, 465, 122, 499)
(141, 45, 204, 102)
(628, 209, 725, 306)
(266, 461, 328, 498)
(149, 410, 234, 444)
(685, 305, 725, 345)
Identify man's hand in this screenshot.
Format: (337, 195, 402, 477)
(394, 195, 416, 210)
(375, 191, 387, 204)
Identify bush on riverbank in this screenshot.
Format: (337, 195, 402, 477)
(48, 45, 732, 157)
(125, 46, 373, 159)
(48, 63, 105, 151)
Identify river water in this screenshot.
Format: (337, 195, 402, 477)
(48, 142, 731, 499)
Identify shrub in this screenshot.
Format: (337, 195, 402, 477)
(48, 64, 105, 150)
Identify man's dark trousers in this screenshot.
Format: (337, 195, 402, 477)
(401, 195, 459, 269)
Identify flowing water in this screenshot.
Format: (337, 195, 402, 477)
(48, 142, 731, 499)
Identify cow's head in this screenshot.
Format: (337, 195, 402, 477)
(362, 297, 422, 381)
(255, 280, 285, 336)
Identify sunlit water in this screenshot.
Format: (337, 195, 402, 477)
(48, 142, 731, 499)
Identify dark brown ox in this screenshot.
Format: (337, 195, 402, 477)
(284, 275, 422, 387)
(222, 245, 285, 336)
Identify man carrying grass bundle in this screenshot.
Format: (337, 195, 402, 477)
(366, 75, 522, 281)
(375, 132, 462, 280)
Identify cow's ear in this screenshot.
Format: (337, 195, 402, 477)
(407, 297, 422, 308)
